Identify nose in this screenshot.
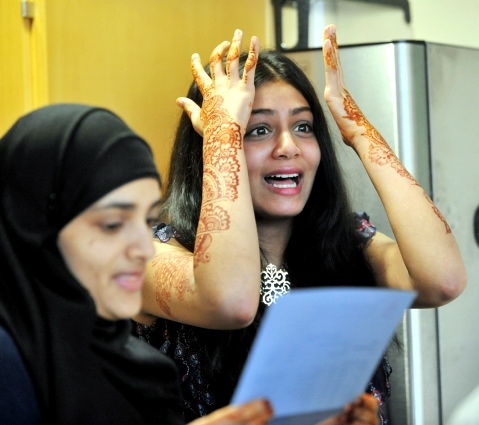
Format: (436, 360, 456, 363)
(128, 223, 155, 264)
(272, 131, 300, 159)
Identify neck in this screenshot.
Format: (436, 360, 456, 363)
(256, 217, 293, 267)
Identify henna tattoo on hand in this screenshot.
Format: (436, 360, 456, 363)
(243, 46, 258, 83)
(325, 49, 336, 70)
(324, 28, 338, 70)
(192, 59, 206, 94)
(208, 50, 222, 84)
(343, 93, 451, 234)
(226, 44, 240, 79)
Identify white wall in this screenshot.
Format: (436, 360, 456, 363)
(411, 0, 479, 48)
(279, 0, 479, 50)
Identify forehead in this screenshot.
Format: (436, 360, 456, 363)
(88, 178, 161, 211)
(253, 81, 309, 110)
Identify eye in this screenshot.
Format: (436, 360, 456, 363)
(245, 125, 272, 138)
(294, 122, 313, 133)
(101, 221, 123, 233)
(147, 217, 159, 228)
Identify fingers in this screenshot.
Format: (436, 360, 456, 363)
(185, 28, 258, 138)
(322, 26, 339, 98)
(356, 393, 380, 411)
(323, 24, 347, 95)
(190, 38, 232, 96)
(232, 399, 274, 425)
(226, 29, 242, 80)
(243, 36, 259, 85)
(191, 52, 212, 95)
(323, 39, 338, 93)
(323, 25, 338, 71)
(221, 29, 258, 85)
(347, 394, 380, 425)
(324, 24, 339, 50)
(326, 394, 379, 425)
(323, 24, 337, 70)
(191, 29, 257, 98)
(210, 40, 232, 82)
(187, 399, 273, 425)
(176, 97, 203, 136)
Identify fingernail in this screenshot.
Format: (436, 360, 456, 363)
(261, 400, 274, 416)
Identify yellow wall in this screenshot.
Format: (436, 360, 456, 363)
(1, 0, 274, 178)
(0, 0, 33, 133)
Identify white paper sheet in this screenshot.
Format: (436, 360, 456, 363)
(232, 287, 416, 425)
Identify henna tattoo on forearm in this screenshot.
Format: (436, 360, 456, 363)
(190, 74, 244, 267)
(325, 31, 452, 234)
(343, 93, 451, 233)
(194, 203, 231, 268)
(193, 234, 212, 268)
(423, 192, 452, 234)
(151, 254, 194, 318)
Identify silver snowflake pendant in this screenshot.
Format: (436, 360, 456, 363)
(260, 264, 291, 306)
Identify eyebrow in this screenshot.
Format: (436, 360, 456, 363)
(92, 199, 162, 212)
(251, 106, 312, 116)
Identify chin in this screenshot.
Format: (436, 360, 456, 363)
(109, 299, 142, 321)
(256, 208, 304, 221)
(109, 309, 140, 321)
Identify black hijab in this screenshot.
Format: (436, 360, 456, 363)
(0, 104, 184, 424)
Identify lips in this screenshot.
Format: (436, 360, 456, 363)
(114, 272, 144, 292)
(264, 173, 301, 188)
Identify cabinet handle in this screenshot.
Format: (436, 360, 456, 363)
(21, 1, 34, 19)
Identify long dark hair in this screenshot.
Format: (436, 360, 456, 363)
(160, 50, 377, 398)
(162, 49, 372, 283)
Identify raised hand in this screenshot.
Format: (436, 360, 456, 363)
(322, 24, 466, 307)
(177, 29, 258, 138)
(322, 24, 381, 149)
(322, 24, 412, 181)
(140, 30, 262, 330)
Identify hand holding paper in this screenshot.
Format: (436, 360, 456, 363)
(232, 287, 415, 425)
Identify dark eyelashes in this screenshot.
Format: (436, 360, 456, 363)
(245, 125, 271, 137)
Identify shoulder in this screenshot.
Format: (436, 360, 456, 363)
(0, 327, 42, 423)
(0, 326, 32, 384)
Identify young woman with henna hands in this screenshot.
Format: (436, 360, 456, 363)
(132, 26, 467, 424)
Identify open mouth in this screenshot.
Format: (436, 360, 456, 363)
(264, 173, 301, 188)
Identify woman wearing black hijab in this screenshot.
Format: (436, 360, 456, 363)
(0, 104, 185, 424)
(0, 104, 275, 425)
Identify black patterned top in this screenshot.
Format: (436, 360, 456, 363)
(133, 212, 392, 424)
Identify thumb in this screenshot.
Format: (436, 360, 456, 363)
(176, 97, 204, 137)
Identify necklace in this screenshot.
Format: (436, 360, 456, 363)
(260, 263, 291, 306)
